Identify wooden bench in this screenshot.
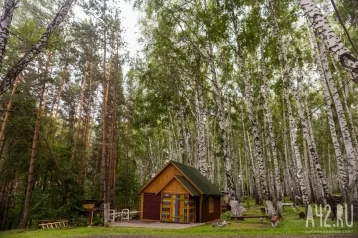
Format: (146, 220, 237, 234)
(282, 202, 298, 211)
(230, 215, 268, 221)
(38, 220, 69, 229)
(270, 215, 280, 227)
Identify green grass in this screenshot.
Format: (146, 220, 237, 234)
(1, 198, 358, 238)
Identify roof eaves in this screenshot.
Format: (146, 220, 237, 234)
(170, 161, 204, 195)
(174, 176, 199, 196)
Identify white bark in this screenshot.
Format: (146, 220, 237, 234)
(269, 0, 309, 207)
(0, 0, 74, 95)
(319, 43, 357, 197)
(207, 42, 241, 215)
(194, 77, 207, 176)
(307, 25, 349, 200)
(178, 94, 193, 165)
(260, 42, 283, 216)
(332, 60, 358, 160)
(282, 98, 295, 200)
(0, 0, 19, 69)
(300, 0, 358, 83)
(293, 81, 330, 202)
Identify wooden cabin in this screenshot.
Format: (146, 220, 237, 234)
(139, 160, 222, 223)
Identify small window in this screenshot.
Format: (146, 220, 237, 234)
(209, 198, 214, 213)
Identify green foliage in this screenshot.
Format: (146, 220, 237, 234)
(92, 213, 104, 226)
(220, 211, 232, 221)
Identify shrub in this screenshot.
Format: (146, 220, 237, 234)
(221, 211, 232, 221)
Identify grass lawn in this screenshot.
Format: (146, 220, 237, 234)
(1, 198, 357, 238)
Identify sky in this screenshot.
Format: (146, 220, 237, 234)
(120, 1, 141, 58)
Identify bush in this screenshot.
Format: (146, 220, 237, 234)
(221, 211, 232, 221)
(92, 214, 103, 226)
(71, 216, 88, 227)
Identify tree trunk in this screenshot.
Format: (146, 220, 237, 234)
(300, 0, 358, 83)
(194, 62, 207, 174)
(0, 0, 74, 95)
(0, 0, 19, 69)
(268, 0, 310, 208)
(21, 81, 47, 229)
(318, 42, 357, 203)
(207, 42, 241, 215)
(176, 82, 192, 166)
(71, 62, 88, 166)
(292, 79, 331, 203)
(0, 76, 19, 157)
(307, 25, 350, 201)
(101, 32, 110, 226)
(332, 60, 358, 159)
(260, 42, 283, 216)
(83, 64, 93, 185)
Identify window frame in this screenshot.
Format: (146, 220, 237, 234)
(209, 197, 214, 213)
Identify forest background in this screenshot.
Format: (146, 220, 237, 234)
(0, 0, 357, 230)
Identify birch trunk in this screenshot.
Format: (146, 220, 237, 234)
(226, 1, 274, 216)
(302, 140, 314, 202)
(307, 25, 350, 201)
(260, 46, 283, 216)
(319, 43, 357, 196)
(178, 96, 192, 165)
(292, 80, 331, 203)
(300, 0, 358, 83)
(207, 42, 241, 216)
(282, 99, 295, 200)
(194, 74, 207, 175)
(0, 0, 74, 95)
(0, 0, 19, 69)
(268, 0, 309, 208)
(332, 60, 358, 159)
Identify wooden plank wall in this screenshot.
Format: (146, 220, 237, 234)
(161, 178, 188, 194)
(142, 164, 183, 193)
(202, 196, 221, 222)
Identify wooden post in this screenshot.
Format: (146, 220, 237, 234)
(140, 193, 144, 219)
(90, 209, 93, 225)
(199, 195, 203, 223)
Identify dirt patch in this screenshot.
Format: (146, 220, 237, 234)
(110, 220, 204, 229)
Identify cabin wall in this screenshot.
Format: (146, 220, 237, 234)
(161, 178, 188, 194)
(202, 196, 221, 222)
(142, 164, 183, 193)
(142, 193, 161, 220)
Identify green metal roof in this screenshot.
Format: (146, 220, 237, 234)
(175, 176, 200, 196)
(171, 161, 222, 196)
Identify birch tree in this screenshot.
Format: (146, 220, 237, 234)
(0, 0, 74, 95)
(319, 43, 358, 203)
(0, 0, 20, 69)
(300, 0, 358, 83)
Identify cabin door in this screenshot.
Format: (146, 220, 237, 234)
(161, 194, 185, 223)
